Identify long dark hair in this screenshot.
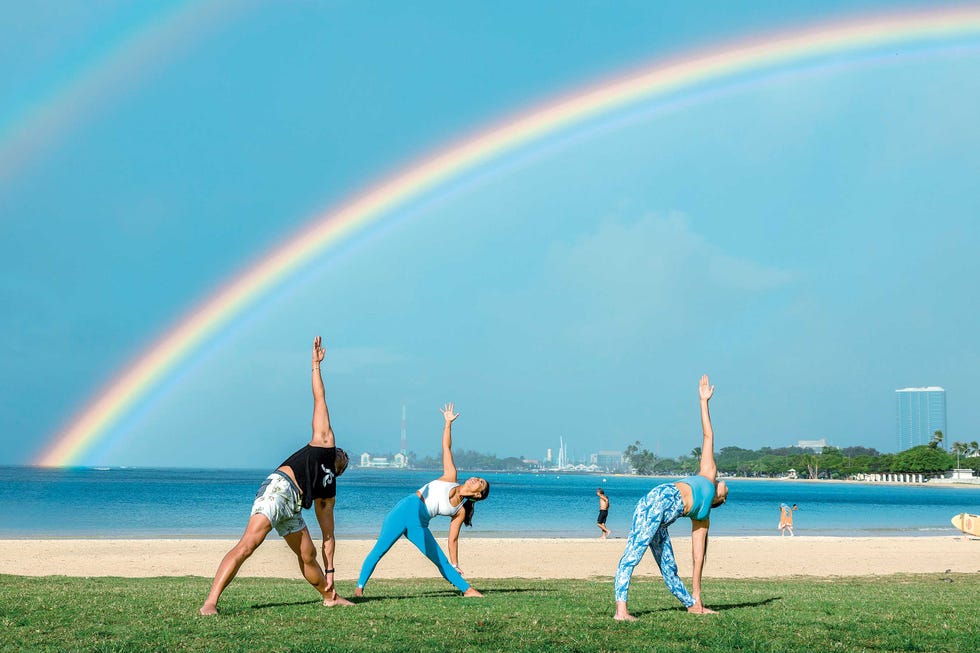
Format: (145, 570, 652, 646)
(462, 481, 491, 527)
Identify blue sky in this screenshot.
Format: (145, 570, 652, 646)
(2, 1, 979, 467)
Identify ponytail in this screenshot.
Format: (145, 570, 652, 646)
(462, 480, 491, 527)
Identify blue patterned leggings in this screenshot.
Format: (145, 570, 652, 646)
(614, 483, 695, 607)
(356, 494, 470, 592)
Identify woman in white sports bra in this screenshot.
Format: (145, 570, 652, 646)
(354, 403, 490, 598)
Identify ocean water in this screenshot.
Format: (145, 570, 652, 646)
(0, 466, 976, 539)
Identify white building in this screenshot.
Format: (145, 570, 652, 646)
(797, 438, 827, 453)
(358, 404, 410, 469)
(359, 451, 408, 468)
(590, 450, 627, 471)
(947, 468, 976, 480)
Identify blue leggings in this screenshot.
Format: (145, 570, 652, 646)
(614, 483, 695, 607)
(356, 494, 470, 592)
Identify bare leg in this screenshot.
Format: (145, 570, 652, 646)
(598, 523, 611, 539)
(283, 527, 353, 606)
(404, 524, 475, 595)
(200, 513, 272, 615)
(614, 600, 638, 621)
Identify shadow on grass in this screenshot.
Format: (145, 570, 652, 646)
(475, 587, 557, 596)
(352, 587, 555, 604)
(248, 599, 322, 610)
(635, 596, 781, 615)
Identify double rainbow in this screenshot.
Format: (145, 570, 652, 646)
(35, 7, 980, 466)
(0, 0, 238, 183)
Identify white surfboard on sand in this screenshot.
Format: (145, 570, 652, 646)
(950, 513, 980, 536)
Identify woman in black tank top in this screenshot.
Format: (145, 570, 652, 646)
(200, 337, 353, 615)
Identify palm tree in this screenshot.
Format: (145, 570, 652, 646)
(951, 442, 968, 469)
(691, 447, 702, 461)
(970, 441, 980, 457)
(929, 430, 944, 450)
(802, 453, 819, 479)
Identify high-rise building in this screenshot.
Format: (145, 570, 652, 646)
(895, 387, 946, 450)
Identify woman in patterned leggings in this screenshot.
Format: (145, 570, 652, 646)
(613, 375, 729, 620)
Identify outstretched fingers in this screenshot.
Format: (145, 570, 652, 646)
(699, 374, 714, 401)
(441, 402, 459, 422)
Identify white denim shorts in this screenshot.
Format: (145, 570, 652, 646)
(251, 471, 306, 537)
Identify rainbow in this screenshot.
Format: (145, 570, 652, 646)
(0, 0, 238, 183)
(35, 7, 980, 466)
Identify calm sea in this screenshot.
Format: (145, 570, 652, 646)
(1, 466, 976, 539)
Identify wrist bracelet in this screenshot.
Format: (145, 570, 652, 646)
(325, 568, 335, 573)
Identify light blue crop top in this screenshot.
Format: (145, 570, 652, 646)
(676, 475, 716, 520)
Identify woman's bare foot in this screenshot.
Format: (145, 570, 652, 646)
(323, 592, 354, 607)
(354, 587, 364, 598)
(614, 600, 637, 621)
(199, 603, 218, 616)
(463, 588, 484, 598)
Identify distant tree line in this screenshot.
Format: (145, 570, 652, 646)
(409, 449, 531, 472)
(623, 434, 980, 479)
(364, 434, 980, 477)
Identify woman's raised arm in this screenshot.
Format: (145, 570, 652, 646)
(697, 375, 717, 482)
(438, 403, 459, 482)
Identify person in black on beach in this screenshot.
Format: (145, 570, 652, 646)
(596, 488, 611, 539)
(200, 336, 352, 615)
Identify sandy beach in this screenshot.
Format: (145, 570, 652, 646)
(1, 536, 976, 580)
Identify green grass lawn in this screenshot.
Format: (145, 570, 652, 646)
(1, 573, 977, 652)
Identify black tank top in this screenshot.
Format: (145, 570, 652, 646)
(279, 445, 337, 509)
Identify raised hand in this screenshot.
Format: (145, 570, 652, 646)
(312, 336, 325, 367)
(699, 374, 714, 402)
(441, 402, 459, 423)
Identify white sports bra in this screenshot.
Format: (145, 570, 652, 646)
(417, 479, 462, 518)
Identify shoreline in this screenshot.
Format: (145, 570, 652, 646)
(11, 466, 979, 487)
(0, 529, 966, 540)
(2, 536, 976, 580)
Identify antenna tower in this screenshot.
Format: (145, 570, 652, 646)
(401, 402, 407, 454)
